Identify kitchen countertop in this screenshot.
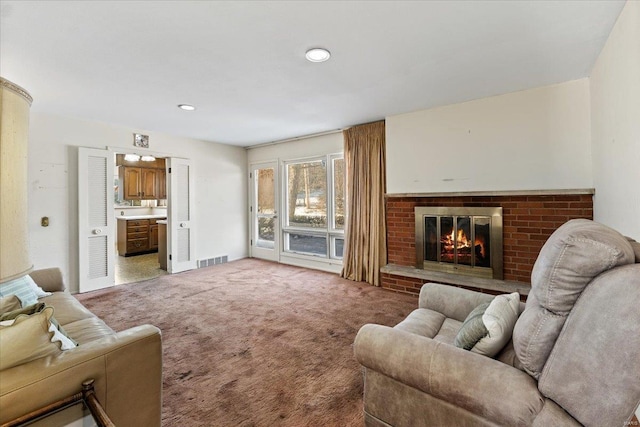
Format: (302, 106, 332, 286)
(116, 215, 167, 220)
(156, 220, 167, 225)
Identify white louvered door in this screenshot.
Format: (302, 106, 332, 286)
(78, 147, 115, 292)
(167, 158, 196, 273)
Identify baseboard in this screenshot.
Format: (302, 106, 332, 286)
(278, 255, 343, 275)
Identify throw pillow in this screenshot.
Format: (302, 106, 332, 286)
(0, 302, 47, 322)
(47, 320, 77, 350)
(0, 303, 78, 349)
(454, 302, 491, 350)
(455, 292, 520, 357)
(474, 292, 520, 356)
(0, 295, 22, 315)
(25, 274, 52, 298)
(0, 306, 61, 370)
(0, 276, 38, 307)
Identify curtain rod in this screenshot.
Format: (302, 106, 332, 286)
(244, 128, 348, 150)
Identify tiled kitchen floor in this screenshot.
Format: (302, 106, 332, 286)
(115, 252, 168, 285)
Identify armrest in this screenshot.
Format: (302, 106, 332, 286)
(29, 268, 65, 292)
(0, 325, 162, 427)
(354, 324, 543, 426)
(419, 282, 494, 322)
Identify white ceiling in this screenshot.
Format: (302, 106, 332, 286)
(0, 1, 625, 147)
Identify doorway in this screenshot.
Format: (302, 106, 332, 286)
(113, 153, 168, 285)
(78, 147, 196, 292)
(250, 162, 279, 261)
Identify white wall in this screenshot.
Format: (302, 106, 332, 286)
(590, 0, 640, 240)
(386, 79, 592, 194)
(247, 132, 343, 164)
(28, 112, 247, 293)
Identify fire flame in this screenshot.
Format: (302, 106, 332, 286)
(442, 228, 485, 258)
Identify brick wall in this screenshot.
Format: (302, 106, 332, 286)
(380, 272, 516, 297)
(380, 273, 427, 296)
(386, 194, 593, 286)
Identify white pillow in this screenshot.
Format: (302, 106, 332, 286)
(47, 322, 77, 350)
(471, 292, 520, 357)
(25, 275, 52, 298)
(0, 276, 38, 307)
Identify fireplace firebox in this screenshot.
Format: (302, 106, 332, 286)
(415, 207, 503, 279)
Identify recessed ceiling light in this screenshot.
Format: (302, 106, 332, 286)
(178, 104, 196, 111)
(305, 48, 331, 63)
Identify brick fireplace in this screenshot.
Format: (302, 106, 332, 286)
(382, 190, 594, 295)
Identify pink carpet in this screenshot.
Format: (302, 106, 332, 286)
(76, 258, 417, 426)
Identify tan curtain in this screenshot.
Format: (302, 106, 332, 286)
(341, 121, 387, 286)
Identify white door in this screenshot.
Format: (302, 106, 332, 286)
(250, 162, 279, 261)
(167, 158, 197, 273)
(78, 147, 115, 292)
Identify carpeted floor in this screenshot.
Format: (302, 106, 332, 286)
(76, 258, 418, 427)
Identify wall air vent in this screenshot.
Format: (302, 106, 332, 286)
(197, 255, 228, 268)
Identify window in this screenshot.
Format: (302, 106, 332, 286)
(114, 178, 142, 206)
(283, 154, 345, 260)
(256, 168, 276, 249)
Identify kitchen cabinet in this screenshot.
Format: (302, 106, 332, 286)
(149, 219, 160, 250)
(118, 166, 159, 200)
(118, 219, 149, 256)
(120, 167, 142, 200)
(117, 217, 166, 256)
(158, 221, 167, 270)
(157, 168, 166, 199)
(141, 168, 159, 199)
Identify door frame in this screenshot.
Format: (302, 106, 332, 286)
(249, 161, 280, 261)
(78, 146, 196, 290)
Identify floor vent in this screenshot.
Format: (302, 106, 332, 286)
(198, 256, 228, 268)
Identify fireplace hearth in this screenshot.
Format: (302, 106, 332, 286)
(415, 207, 503, 279)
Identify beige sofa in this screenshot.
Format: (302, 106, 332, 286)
(0, 268, 162, 426)
(355, 219, 640, 426)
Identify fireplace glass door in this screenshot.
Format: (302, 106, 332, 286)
(416, 207, 502, 279)
(425, 216, 491, 268)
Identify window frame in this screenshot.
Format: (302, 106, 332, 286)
(281, 153, 345, 261)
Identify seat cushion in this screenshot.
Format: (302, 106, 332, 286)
(432, 318, 462, 345)
(37, 292, 115, 344)
(394, 308, 445, 338)
(394, 308, 461, 346)
(39, 293, 96, 326)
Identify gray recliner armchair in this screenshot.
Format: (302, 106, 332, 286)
(355, 219, 640, 426)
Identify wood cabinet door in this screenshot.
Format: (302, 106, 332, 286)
(123, 167, 142, 199)
(149, 224, 159, 249)
(141, 168, 158, 199)
(157, 169, 167, 199)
